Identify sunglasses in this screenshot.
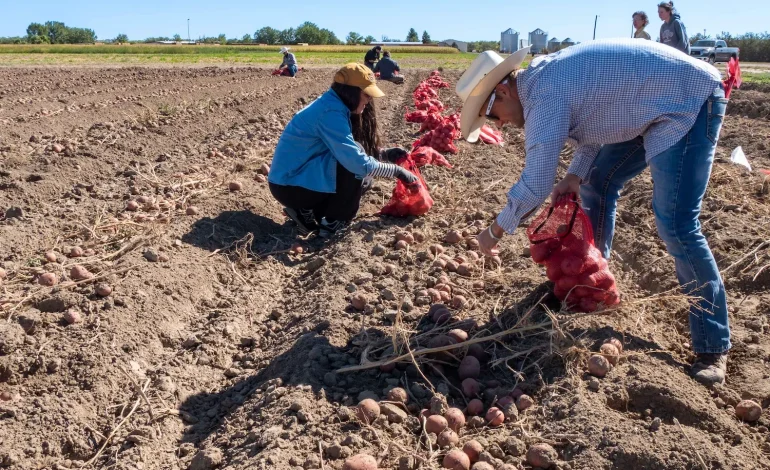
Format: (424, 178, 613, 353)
(484, 79, 509, 121)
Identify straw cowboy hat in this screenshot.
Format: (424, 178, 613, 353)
(280, 47, 291, 54)
(456, 46, 530, 143)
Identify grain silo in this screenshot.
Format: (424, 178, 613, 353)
(529, 28, 548, 54)
(561, 37, 576, 47)
(500, 28, 519, 53)
(548, 37, 562, 52)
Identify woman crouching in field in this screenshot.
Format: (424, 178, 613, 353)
(268, 63, 417, 238)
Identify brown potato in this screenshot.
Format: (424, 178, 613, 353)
(425, 414, 448, 434)
(462, 440, 484, 463)
(444, 407, 466, 432)
(355, 399, 380, 424)
(442, 449, 471, 470)
(526, 443, 558, 469)
(599, 343, 620, 366)
(587, 354, 611, 377)
(342, 454, 378, 470)
(485, 407, 505, 426)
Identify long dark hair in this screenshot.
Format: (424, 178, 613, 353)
(331, 82, 380, 158)
(658, 1, 676, 14)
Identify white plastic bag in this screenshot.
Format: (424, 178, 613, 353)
(730, 146, 752, 172)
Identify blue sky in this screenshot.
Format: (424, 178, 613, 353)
(1, 0, 767, 44)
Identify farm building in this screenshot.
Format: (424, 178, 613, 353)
(437, 39, 468, 52)
(561, 38, 576, 47)
(529, 28, 548, 54)
(547, 37, 562, 52)
(500, 28, 519, 53)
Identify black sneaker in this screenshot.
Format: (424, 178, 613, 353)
(691, 353, 727, 386)
(318, 218, 347, 239)
(283, 208, 318, 236)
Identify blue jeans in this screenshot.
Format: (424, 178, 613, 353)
(287, 64, 298, 77)
(580, 87, 731, 354)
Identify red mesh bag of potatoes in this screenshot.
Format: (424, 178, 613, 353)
(405, 108, 429, 123)
(526, 194, 620, 311)
(380, 156, 434, 217)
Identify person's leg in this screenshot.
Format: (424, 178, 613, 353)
(647, 89, 730, 384)
(269, 182, 326, 235)
(579, 137, 648, 258)
(317, 163, 364, 236)
(288, 64, 298, 77)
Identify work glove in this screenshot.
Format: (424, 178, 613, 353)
(395, 167, 419, 185)
(380, 147, 409, 163)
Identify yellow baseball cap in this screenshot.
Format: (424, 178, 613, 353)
(334, 63, 385, 98)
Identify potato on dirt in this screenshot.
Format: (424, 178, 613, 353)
(587, 354, 611, 377)
(599, 343, 620, 365)
(413, 231, 426, 242)
(69, 265, 93, 281)
(526, 443, 558, 469)
(445, 407, 466, 432)
(466, 343, 488, 363)
(735, 400, 762, 422)
(125, 200, 140, 211)
(446, 260, 459, 272)
(255, 174, 267, 183)
(63, 309, 81, 325)
(228, 181, 243, 191)
(463, 440, 484, 463)
(0, 267, 5, 280)
(355, 399, 380, 424)
(485, 407, 505, 426)
(463, 379, 481, 399)
(427, 288, 442, 302)
(69, 246, 84, 258)
(458, 355, 481, 380)
(431, 307, 452, 325)
(516, 394, 534, 411)
(44, 252, 58, 263)
(425, 414, 448, 434)
(430, 244, 445, 255)
(257, 163, 271, 175)
(396, 231, 415, 244)
(447, 329, 468, 343)
(95, 283, 112, 297)
(605, 337, 624, 353)
(387, 387, 408, 404)
(445, 230, 463, 244)
(350, 294, 368, 311)
(186, 206, 199, 215)
(443, 449, 471, 470)
(470, 463, 494, 470)
(437, 428, 459, 448)
(451, 295, 469, 309)
(342, 454, 378, 470)
(457, 263, 473, 276)
(395, 240, 409, 251)
(38, 272, 58, 286)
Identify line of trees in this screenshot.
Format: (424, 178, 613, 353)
(25, 21, 97, 44)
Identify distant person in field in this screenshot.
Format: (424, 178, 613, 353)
(658, 1, 690, 54)
(633, 11, 651, 40)
(374, 51, 404, 84)
(364, 45, 382, 70)
(268, 63, 417, 238)
(455, 39, 733, 386)
(278, 47, 298, 77)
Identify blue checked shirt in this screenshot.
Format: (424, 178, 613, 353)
(496, 38, 722, 233)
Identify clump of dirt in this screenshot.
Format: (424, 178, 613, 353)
(0, 66, 769, 470)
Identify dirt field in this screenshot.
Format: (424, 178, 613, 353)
(0, 66, 769, 470)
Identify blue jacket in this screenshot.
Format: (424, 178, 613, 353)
(268, 89, 379, 193)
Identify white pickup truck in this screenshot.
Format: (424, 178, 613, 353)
(689, 39, 740, 64)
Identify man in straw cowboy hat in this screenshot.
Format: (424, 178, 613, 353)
(278, 47, 298, 77)
(457, 39, 732, 386)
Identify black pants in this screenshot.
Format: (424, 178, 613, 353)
(269, 163, 363, 223)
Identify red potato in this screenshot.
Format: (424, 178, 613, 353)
(342, 454, 378, 470)
(451, 295, 469, 310)
(387, 387, 408, 404)
(396, 231, 415, 244)
(95, 283, 112, 297)
(446, 260, 459, 272)
(430, 244, 445, 255)
(425, 414, 448, 434)
(497, 396, 514, 409)
(545, 262, 563, 281)
(526, 443, 558, 469)
(44, 252, 58, 263)
(530, 243, 553, 264)
(258, 163, 271, 175)
(63, 309, 82, 325)
(606, 338, 624, 353)
(438, 429, 459, 448)
(560, 255, 584, 277)
(125, 200, 140, 211)
(137, 195, 152, 204)
(557, 276, 579, 291)
(735, 400, 762, 422)
(445, 230, 463, 244)
(485, 407, 505, 426)
(443, 449, 471, 470)
(69, 265, 93, 281)
(413, 231, 426, 242)
(562, 234, 591, 257)
(516, 394, 534, 411)
(457, 264, 473, 276)
(437, 274, 451, 285)
(599, 343, 620, 365)
(467, 238, 480, 250)
(440, 291, 452, 302)
(69, 246, 84, 258)
(579, 297, 598, 313)
(463, 440, 484, 463)
(472, 280, 485, 291)
(351, 294, 367, 311)
(290, 243, 304, 254)
(466, 398, 484, 416)
(427, 288, 442, 302)
(454, 255, 469, 264)
(471, 463, 494, 470)
(186, 206, 199, 215)
(458, 356, 481, 380)
(433, 259, 448, 269)
(445, 407, 466, 432)
(588, 354, 611, 377)
(462, 379, 481, 398)
(434, 284, 452, 294)
(395, 240, 409, 251)
(432, 307, 452, 325)
(228, 181, 243, 191)
(0, 268, 6, 280)
(38, 272, 58, 286)
(356, 399, 380, 424)
(448, 329, 468, 343)
(255, 174, 267, 183)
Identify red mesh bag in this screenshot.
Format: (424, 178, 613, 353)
(405, 108, 429, 123)
(410, 147, 453, 168)
(723, 58, 741, 99)
(380, 156, 434, 217)
(415, 99, 444, 113)
(419, 112, 445, 132)
(526, 194, 620, 311)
